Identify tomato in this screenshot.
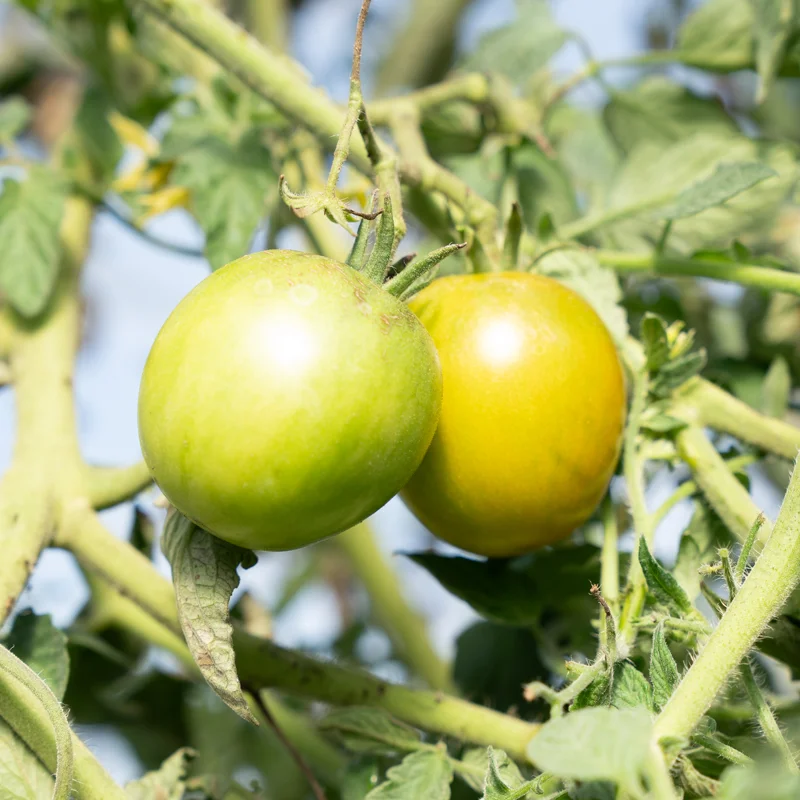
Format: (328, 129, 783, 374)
(138, 250, 442, 551)
(401, 272, 626, 558)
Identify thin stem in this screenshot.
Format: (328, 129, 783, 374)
(600, 496, 619, 615)
(734, 513, 766, 584)
(598, 250, 800, 301)
(336, 524, 452, 692)
(654, 458, 800, 746)
(690, 733, 754, 766)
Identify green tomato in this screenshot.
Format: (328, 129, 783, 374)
(138, 250, 442, 551)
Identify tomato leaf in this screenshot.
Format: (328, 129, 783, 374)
(161, 511, 258, 725)
(638, 539, 693, 615)
(527, 707, 653, 789)
(650, 624, 680, 711)
(460, 748, 524, 794)
(0, 167, 67, 317)
(4, 611, 69, 700)
(641, 314, 670, 373)
(480, 747, 533, 800)
(751, 0, 795, 102)
(124, 747, 196, 800)
(609, 662, 655, 712)
(0, 96, 31, 143)
(0, 717, 54, 799)
(659, 162, 777, 220)
(172, 131, 276, 269)
(342, 759, 382, 800)
(319, 708, 421, 755)
(365, 750, 453, 799)
(676, 0, 755, 72)
(73, 87, 124, 184)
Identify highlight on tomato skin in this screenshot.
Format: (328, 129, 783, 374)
(401, 271, 627, 558)
(137, 249, 443, 552)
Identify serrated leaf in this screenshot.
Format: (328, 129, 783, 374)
(0, 168, 67, 317)
(125, 747, 195, 800)
(751, 0, 795, 102)
(609, 662, 654, 712)
(652, 351, 707, 397)
(460, 748, 524, 795)
(0, 717, 54, 799)
(572, 671, 611, 710)
(527, 707, 653, 789)
(464, 0, 567, 84)
(161, 511, 258, 724)
(0, 97, 31, 143)
(319, 708, 421, 755)
(172, 132, 275, 269)
(650, 625, 680, 711)
(659, 162, 777, 220)
(641, 314, 670, 373)
(536, 249, 628, 346)
(482, 746, 532, 800)
(638, 539, 693, 615)
(5, 611, 69, 700)
(365, 750, 453, 799)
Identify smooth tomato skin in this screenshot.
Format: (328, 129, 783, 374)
(138, 250, 442, 551)
(401, 272, 626, 558)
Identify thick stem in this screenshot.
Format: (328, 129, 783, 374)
(654, 458, 800, 744)
(83, 461, 152, 510)
(58, 511, 540, 762)
(675, 426, 771, 547)
(335, 524, 452, 692)
(598, 250, 800, 300)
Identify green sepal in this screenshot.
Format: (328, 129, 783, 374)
(501, 202, 523, 271)
(362, 194, 395, 285)
(346, 214, 372, 269)
(384, 243, 467, 300)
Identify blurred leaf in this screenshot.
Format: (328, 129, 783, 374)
(0, 96, 31, 143)
(717, 763, 800, 798)
(604, 78, 738, 154)
(639, 539, 693, 614)
(365, 750, 453, 799)
(5, 611, 69, 700)
(676, 0, 755, 72)
(0, 167, 67, 317)
(464, 0, 567, 83)
(650, 625, 680, 711)
(172, 131, 276, 269)
(751, 0, 796, 102)
(460, 748, 524, 794)
(536, 249, 628, 345)
(444, 146, 507, 206)
(319, 708, 421, 756)
(641, 314, 670, 372)
(343, 759, 382, 800)
(73, 87, 124, 184)
(513, 142, 578, 230)
(762, 356, 792, 417)
(421, 102, 484, 158)
(125, 747, 195, 800)
(527, 707, 653, 789)
(453, 623, 547, 716)
(659, 162, 777, 220)
(161, 511, 258, 724)
(0, 717, 54, 798)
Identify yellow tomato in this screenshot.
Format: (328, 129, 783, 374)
(401, 272, 626, 557)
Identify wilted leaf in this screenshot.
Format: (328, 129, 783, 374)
(365, 750, 453, 799)
(650, 625, 680, 711)
(5, 611, 69, 700)
(0, 167, 67, 317)
(162, 511, 258, 724)
(319, 708, 421, 755)
(0, 717, 54, 799)
(125, 748, 195, 800)
(527, 707, 653, 788)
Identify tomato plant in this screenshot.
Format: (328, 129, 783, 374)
(402, 272, 625, 557)
(3, 0, 800, 799)
(139, 249, 442, 551)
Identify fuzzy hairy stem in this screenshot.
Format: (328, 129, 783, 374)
(336, 524, 453, 692)
(654, 458, 800, 744)
(58, 510, 540, 762)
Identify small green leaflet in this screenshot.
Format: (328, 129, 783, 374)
(161, 511, 258, 724)
(638, 539, 693, 615)
(319, 707, 421, 755)
(751, 0, 795, 102)
(0, 167, 67, 317)
(0, 717, 54, 799)
(658, 162, 777, 220)
(0, 97, 32, 143)
(365, 750, 453, 799)
(460, 748, 524, 795)
(464, 0, 567, 83)
(125, 747, 196, 800)
(5, 611, 69, 700)
(609, 662, 655, 712)
(481, 747, 535, 800)
(527, 706, 653, 790)
(640, 314, 670, 373)
(650, 625, 680, 711)
(173, 132, 276, 270)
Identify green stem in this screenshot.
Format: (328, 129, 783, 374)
(597, 250, 800, 300)
(336, 524, 452, 692)
(739, 657, 798, 772)
(690, 733, 754, 766)
(83, 461, 152, 510)
(600, 496, 619, 615)
(645, 742, 679, 800)
(675, 425, 771, 547)
(680, 378, 800, 460)
(57, 509, 540, 763)
(0, 645, 73, 800)
(654, 458, 800, 745)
